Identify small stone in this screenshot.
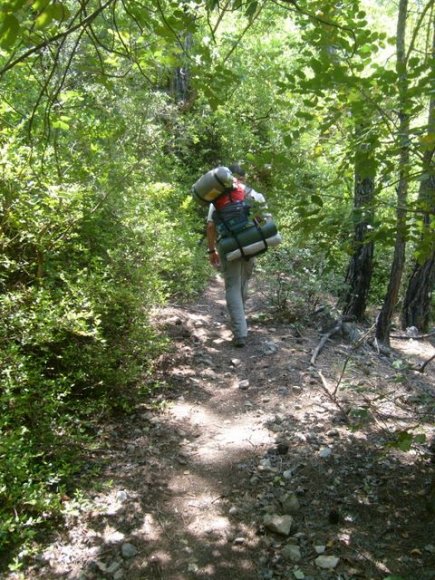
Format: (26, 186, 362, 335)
(231, 358, 242, 367)
(116, 490, 128, 503)
(239, 379, 250, 390)
(106, 531, 125, 544)
(314, 545, 326, 554)
(315, 555, 340, 569)
(263, 514, 293, 536)
(229, 506, 238, 515)
(121, 543, 138, 559)
(95, 561, 107, 573)
(293, 569, 305, 579)
(262, 340, 279, 355)
(188, 563, 199, 572)
(319, 447, 332, 459)
(106, 561, 122, 574)
(327, 429, 339, 437)
(283, 470, 293, 480)
(233, 537, 246, 544)
(259, 458, 273, 471)
(281, 493, 300, 514)
(282, 544, 301, 562)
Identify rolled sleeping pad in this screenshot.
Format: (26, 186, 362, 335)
(192, 166, 234, 204)
(218, 220, 278, 254)
(226, 233, 282, 261)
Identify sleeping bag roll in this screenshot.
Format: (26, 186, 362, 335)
(192, 166, 234, 203)
(226, 234, 282, 261)
(218, 220, 278, 255)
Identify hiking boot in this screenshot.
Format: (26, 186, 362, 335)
(233, 336, 247, 348)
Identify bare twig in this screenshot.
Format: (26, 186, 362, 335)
(317, 370, 350, 423)
(0, 0, 115, 77)
(391, 330, 435, 340)
(415, 353, 435, 373)
(310, 320, 344, 365)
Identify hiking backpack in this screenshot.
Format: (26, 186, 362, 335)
(192, 166, 281, 261)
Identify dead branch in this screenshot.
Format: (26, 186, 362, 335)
(415, 353, 435, 373)
(0, 0, 115, 77)
(317, 370, 350, 423)
(391, 330, 435, 340)
(310, 320, 344, 365)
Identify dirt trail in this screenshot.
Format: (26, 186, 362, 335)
(14, 275, 435, 580)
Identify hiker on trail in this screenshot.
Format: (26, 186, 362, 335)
(206, 164, 269, 348)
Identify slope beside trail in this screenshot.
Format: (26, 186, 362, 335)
(14, 274, 435, 580)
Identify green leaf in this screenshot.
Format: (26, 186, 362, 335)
(245, 0, 258, 18)
(311, 195, 323, 206)
(52, 119, 69, 130)
(0, 14, 20, 48)
(32, 0, 50, 9)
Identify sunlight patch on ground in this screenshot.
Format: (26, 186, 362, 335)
(170, 402, 274, 462)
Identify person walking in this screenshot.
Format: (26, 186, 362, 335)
(206, 164, 268, 347)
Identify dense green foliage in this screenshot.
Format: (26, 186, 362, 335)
(0, 0, 433, 568)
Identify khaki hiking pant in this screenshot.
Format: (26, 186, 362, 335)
(219, 251, 255, 339)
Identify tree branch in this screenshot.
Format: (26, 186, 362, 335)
(0, 0, 115, 77)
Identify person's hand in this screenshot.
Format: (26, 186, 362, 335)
(209, 250, 220, 269)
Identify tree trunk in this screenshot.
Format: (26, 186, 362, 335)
(340, 131, 376, 320)
(376, 0, 409, 346)
(401, 18, 435, 332)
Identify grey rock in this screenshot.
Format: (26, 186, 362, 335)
(95, 561, 107, 573)
(106, 561, 122, 574)
(282, 544, 302, 562)
(238, 379, 250, 390)
(121, 543, 138, 559)
(281, 492, 300, 514)
(116, 490, 128, 503)
(263, 514, 293, 536)
(315, 555, 340, 569)
(319, 447, 332, 459)
(262, 340, 279, 355)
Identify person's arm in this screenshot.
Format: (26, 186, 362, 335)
(207, 221, 220, 268)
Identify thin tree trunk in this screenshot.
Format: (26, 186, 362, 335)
(376, 0, 409, 346)
(401, 17, 435, 332)
(340, 129, 376, 320)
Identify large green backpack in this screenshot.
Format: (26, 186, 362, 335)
(192, 167, 282, 261)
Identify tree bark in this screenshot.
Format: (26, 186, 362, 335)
(376, 0, 409, 346)
(401, 17, 435, 332)
(340, 131, 376, 320)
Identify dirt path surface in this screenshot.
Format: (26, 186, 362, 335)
(12, 275, 435, 580)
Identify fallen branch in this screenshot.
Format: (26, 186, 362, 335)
(391, 330, 435, 340)
(310, 321, 343, 365)
(317, 370, 350, 423)
(310, 315, 357, 365)
(415, 353, 435, 374)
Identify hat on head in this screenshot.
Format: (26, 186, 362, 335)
(228, 164, 246, 178)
